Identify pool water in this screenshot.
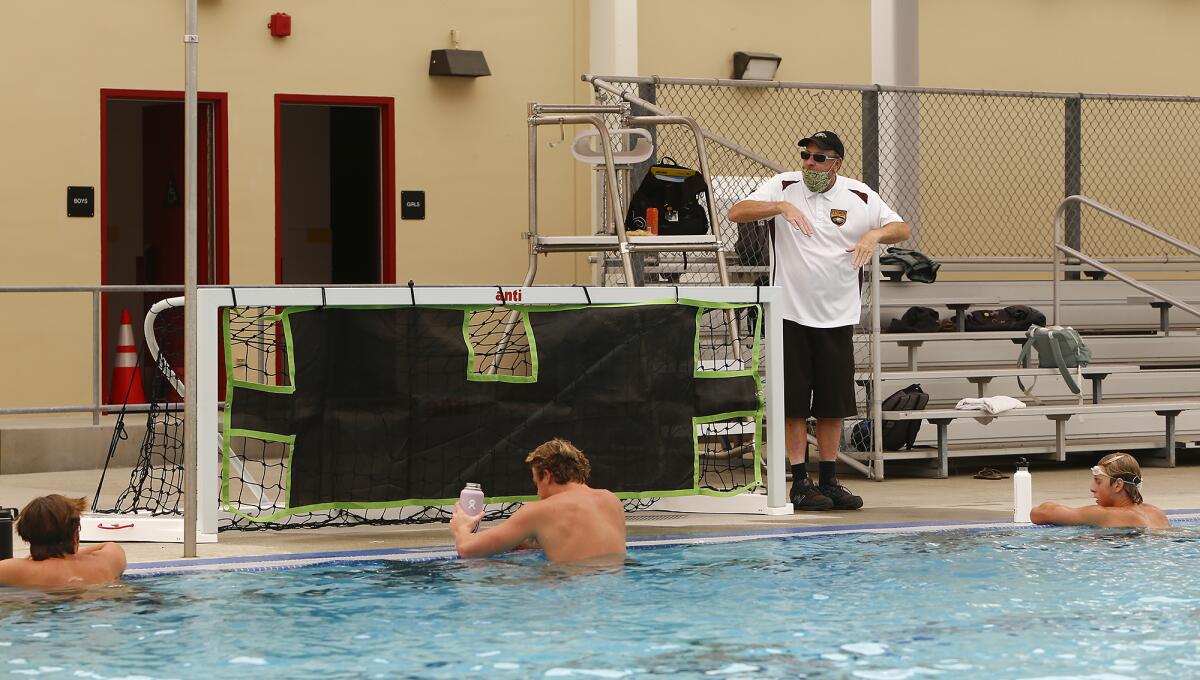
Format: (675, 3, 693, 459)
(3, 525, 1200, 678)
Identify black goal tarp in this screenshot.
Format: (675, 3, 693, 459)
(229, 304, 756, 506)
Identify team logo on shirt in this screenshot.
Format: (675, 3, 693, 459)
(830, 209, 847, 226)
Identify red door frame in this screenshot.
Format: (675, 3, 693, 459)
(99, 88, 230, 398)
(273, 94, 396, 284)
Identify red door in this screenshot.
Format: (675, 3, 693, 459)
(140, 103, 213, 398)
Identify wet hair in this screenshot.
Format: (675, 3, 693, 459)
(1097, 453, 1144, 504)
(16, 495, 86, 561)
(525, 438, 591, 485)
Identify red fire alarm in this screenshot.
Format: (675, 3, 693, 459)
(268, 13, 291, 38)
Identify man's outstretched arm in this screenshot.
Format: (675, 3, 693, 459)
(450, 503, 538, 559)
(848, 221, 912, 267)
(1030, 502, 1108, 526)
(728, 200, 813, 236)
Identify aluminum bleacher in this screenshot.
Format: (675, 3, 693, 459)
(854, 268, 1200, 479)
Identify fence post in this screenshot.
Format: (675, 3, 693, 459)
(1064, 96, 1082, 280)
(631, 81, 657, 191)
(862, 88, 880, 192)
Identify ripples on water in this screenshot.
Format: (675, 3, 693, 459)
(2, 525, 1199, 678)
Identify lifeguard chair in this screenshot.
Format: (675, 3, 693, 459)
(521, 102, 735, 288)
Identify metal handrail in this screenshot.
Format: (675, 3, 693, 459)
(525, 108, 632, 284)
(1052, 195, 1200, 324)
(1055, 245, 1200, 323)
(0, 284, 183, 424)
(586, 76, 787, 174)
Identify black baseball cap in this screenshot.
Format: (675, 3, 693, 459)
(798, 130, 845, 158)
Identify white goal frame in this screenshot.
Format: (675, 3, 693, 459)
(82, 285, 788, 545)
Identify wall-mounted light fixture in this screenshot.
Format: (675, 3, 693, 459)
(429, 30, 491, 77)
(732, 51, 781, 81)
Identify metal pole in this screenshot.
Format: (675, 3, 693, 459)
(1052, 201, 1063, 325)
(764, 292, 786, 510)
(1063, 97, 1082, 282)
(531, 104, 626, 114)
(92, 291, 101, 426)
(861, 88, 880, 192)
(183, 0, 199, 558)
(528, 111, 635, 283)
(870, 250, 884, 480)
(523, 103, 539, 286)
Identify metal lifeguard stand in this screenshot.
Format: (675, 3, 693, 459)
(521, 102, 735, 288)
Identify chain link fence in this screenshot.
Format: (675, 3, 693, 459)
(583, 77, 1200, 467)
(589, 76, 1200, 284)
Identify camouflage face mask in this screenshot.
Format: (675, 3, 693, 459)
(803, 168, 831, 192)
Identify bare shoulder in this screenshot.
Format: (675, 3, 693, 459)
(593, 487, 623, 509)
(511, 498, 548, 518)
(0, 557, 29, 585)
(1139, 504, 1170, 528)
(85, 543, 128, 579)
(1100, 504, 1170, 529)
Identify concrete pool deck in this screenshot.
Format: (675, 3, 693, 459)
(3, 461, 1198, 565)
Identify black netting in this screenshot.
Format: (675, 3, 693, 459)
(94, 302, 185, 516)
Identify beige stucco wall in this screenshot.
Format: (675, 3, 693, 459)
(919, 0, 1200, 264)
(0, 0, 595, 408)
(638, 0, 871, 83)
(921, 0, 1200, 95)
(2, 0, 1200, 410)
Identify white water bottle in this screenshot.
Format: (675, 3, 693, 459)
(1013, 458, 1032, 523)
(460, 483, 485, 533)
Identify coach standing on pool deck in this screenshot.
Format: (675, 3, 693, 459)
(728, 131, 911, 511)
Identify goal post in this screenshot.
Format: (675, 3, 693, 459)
(84, 284, 789, 545)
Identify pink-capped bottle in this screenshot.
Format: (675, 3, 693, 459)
(460, 483, 485, 532)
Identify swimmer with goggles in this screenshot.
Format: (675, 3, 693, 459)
(1028, 454, 1168, 529)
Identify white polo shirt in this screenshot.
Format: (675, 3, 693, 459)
(745, 173, 903, 328)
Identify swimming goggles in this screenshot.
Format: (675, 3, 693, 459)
(1091, 465, 1142, 486)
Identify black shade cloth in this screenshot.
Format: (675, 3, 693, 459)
(230, 305, 757, 506)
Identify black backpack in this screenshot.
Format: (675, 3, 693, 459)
(850, 384, 929, 451)
(887, 306, 940, 333)
(624, 157, 710, 236)
(964, 305, 1046, 332)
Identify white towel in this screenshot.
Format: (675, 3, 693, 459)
(955, 395, 1026, 424)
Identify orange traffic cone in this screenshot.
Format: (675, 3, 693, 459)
(107, 309, 146, 406)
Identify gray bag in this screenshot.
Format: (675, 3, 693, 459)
(1017, 325, 1092, 394)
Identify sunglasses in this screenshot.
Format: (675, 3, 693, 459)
(800, 150, 841, 163)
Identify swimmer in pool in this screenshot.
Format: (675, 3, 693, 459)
(1030, 453, 1169, 529)
(450, 439, 626, 562)
(0, 495, 127, 589)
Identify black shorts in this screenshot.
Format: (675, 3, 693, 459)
(782, 321, 857, 419)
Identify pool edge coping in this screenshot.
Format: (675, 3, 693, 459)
(123, 510, 1200, 577)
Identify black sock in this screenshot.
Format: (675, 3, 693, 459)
(819, 461, 837, 488)
(791, 463, 808, 483)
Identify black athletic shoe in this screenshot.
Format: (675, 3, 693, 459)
(790, 477, 834, 511)
(819, 482, 864, 510)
